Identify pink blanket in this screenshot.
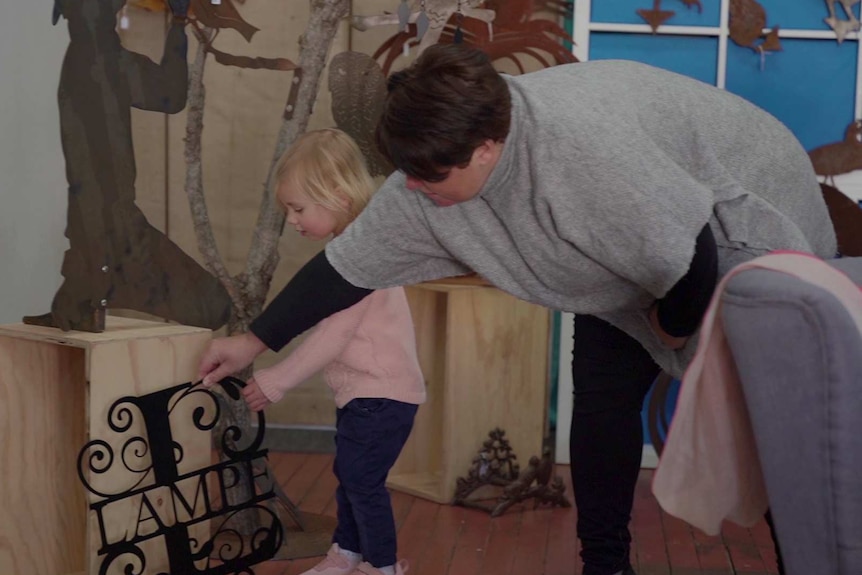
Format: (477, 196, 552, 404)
(652, 252, 862, 535)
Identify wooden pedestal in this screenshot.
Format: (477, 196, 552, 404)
(388, 277, 550, 504)
(0, 317, 211, 575)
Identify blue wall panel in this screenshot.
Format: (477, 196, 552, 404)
(590, 32, 718, 84)
(726, 39, 857, 151)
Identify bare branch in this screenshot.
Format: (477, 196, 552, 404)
(183, 26, 246, 316)
(208, 47, 299, 70)
(243, 0, 352, 309)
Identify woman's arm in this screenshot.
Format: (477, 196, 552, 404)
(249, 250, 372, 352)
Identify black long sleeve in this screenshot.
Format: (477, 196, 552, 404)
(655, 224, 718, 338)
(249, 250, 373, 351)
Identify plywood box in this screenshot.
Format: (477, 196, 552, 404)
(0, 317, 211, 575)
(388, 278, 550, 504)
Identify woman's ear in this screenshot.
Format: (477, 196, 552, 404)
(473, 139, 500, 167)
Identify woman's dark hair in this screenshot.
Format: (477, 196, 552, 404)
(376, 44, 512, 182)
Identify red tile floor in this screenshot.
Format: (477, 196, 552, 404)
(248, 452, 781, 575)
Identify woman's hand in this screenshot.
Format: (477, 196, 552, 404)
(198, 332, 268, 387)
(649, 303, 689, 350)
(242, 377, 272, 413)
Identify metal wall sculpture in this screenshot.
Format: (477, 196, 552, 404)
(825, 0, 861, 43)
(77, 377, 282, 574)
(333, 1, 576, 177)
(366, 0, 576, 76)
(637, 0, 699, 32)
(453, 428, 571, 517)
(24, 0, 231, 333)
(352, 0, 495, 58)
(728, 0, 781, 54)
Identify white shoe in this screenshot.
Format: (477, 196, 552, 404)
(350, 559, 409, 575)
(299, 543, 361, 575)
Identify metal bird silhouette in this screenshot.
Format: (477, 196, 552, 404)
(809, 120, 862, 184)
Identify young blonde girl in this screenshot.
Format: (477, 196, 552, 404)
(242, 129, 423, 575)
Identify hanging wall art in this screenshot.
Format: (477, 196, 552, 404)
(824, 0, 861, 43)
(351, 0, 496, 57)
(809, 120, 862, 185)
(637, 0, 703, 33)
(728, 0, 781, 55)
(365, 0, 576, 77)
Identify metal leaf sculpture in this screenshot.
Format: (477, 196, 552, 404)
(328, 52, 392, 178)
(729, 0, 781, 53)
(371, 0, 577, 76)
(25, 0, 231, 332)
(809, 120, 862, 184)
(825, 0, 861, 44)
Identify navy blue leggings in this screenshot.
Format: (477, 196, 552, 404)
(332, 398, 417, 568)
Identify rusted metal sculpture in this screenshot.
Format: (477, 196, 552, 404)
(637, 0, 676, 33)
(352, 0, 495, 57)
(809, 120, 862, 185)
(453, 428, 520, 508)
(454, 429, 571, 517)
(24, 0, 231, 333)
(370, 0, 576, 76)
(328, 52, 392, 178)
(825, 0, 861, 43)
(636, 0, 702, 32)
(729, 0, 781, 54)
(489, 451, 571, 517)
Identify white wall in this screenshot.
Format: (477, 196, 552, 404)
(0, 3, 69, 323)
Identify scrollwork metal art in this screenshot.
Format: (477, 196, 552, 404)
(453, 428, 571, 517)
(77, 376, 282, 574)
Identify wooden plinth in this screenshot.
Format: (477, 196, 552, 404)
(389, 278, 550, 504)
(0, 317, 211, 575)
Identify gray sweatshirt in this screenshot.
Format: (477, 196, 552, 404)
(326, 59, 836, 377)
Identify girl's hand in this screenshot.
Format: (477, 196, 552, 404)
(242, 378, 272, 413)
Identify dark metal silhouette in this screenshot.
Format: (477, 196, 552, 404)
(24, 0, 231, 332)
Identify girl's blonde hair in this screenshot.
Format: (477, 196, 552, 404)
(275, 128, 375, 226)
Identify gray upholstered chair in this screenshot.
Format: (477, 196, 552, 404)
(719, 256, 862, 575)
